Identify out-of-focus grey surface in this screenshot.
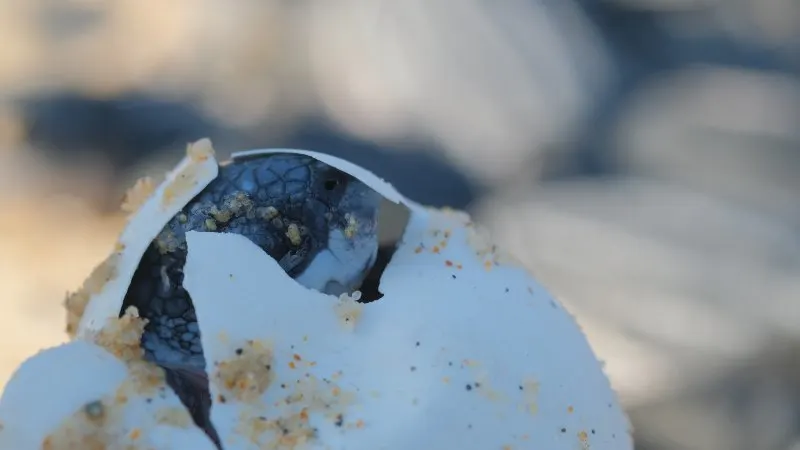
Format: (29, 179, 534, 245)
(0, 1, 798, 449)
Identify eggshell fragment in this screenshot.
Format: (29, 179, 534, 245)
(184, 213, 631, 449)
(75, 139, 219, 338)
(0, 340, 216, 450)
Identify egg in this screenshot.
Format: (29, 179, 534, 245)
(0, 139, 632, 449)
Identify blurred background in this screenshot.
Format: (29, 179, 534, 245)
(0, 1, 798, 448)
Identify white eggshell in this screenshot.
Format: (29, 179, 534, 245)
(1, 142, 631, 449)
(183, 151, 632, 449)
(0, 340, 216, 450)
(77, 140, 219, 337)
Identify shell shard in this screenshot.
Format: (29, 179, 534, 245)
(0, 340, 217, 450)
(75, 141, 220, 338)
(182, 206, 632, 449)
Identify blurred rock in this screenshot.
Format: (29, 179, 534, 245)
(14, 93, 481, 211)
(475, 178, 800, 396)
(305, 0, 613, 184)
(614, 66, 800, 225)
(600, 0, 800, 62)
(1, 0, 614, 186)
(21, 93, 225, 169)
(630, 342, 800, 450)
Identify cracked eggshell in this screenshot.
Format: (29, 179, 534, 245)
(3, 142, 629, 449)
(0, 340, 216, 450)
(74, 139, 219, 338)
(186, 149, 632, 449)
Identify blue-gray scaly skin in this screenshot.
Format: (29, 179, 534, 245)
(120, 153, 381, 442)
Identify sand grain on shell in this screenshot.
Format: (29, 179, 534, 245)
(120, 177, 156, 215)
(333, 291, 364, 331)
(63, 252, 121, 338)
(161, 140, 217, 209)
(90, 307, 148, 363)
(213, 339, 276, 403)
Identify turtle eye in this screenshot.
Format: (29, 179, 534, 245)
(324, 178, 340, 191)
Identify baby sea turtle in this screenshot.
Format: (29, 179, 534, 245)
(121, 152, 381, 443)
